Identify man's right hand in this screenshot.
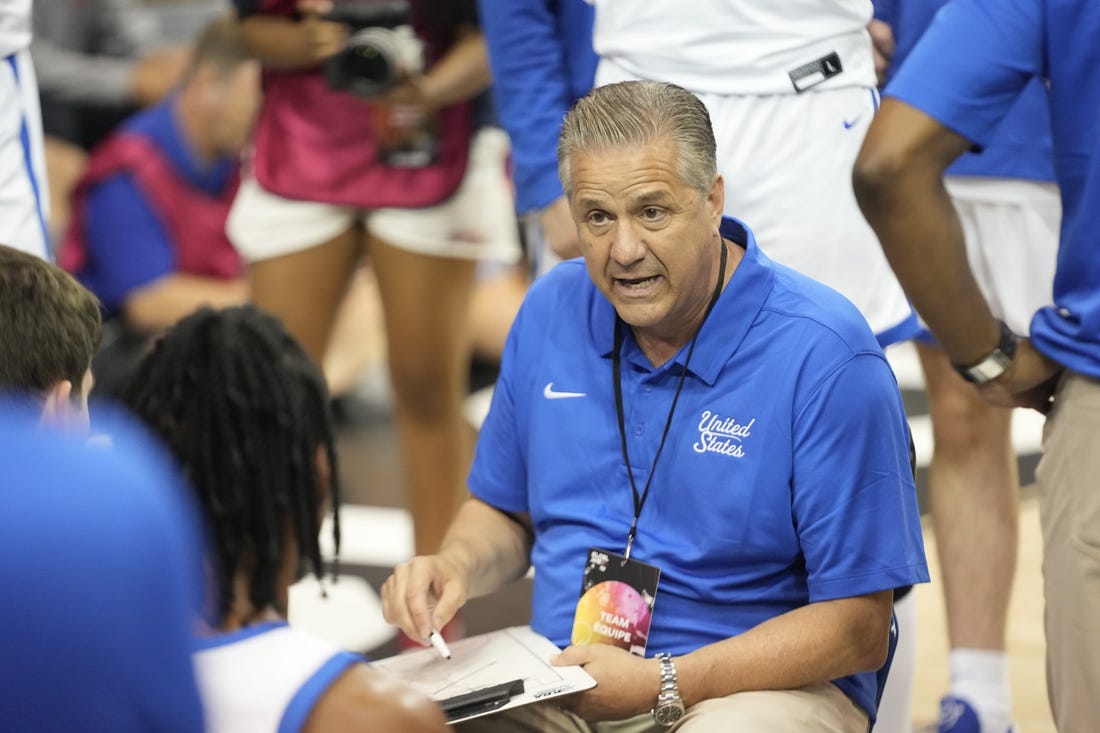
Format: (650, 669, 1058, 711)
(380, 554, 470, 643)
(296, 0, 349, 64)
(978, 338, 1063, 414)
(539, 196, 582, 260)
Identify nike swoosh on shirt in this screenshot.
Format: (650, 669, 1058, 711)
(543, 382, 587, 400)
(843, 114, 863, 129)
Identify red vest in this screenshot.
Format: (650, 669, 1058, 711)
(60, 132, 241, 280)
(249, 0, 471, 208)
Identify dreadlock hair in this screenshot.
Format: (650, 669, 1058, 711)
(119, 305, 341, 624)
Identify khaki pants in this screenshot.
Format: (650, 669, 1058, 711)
(1037, 373, 1100, 732)
(455, 682, 868, 733)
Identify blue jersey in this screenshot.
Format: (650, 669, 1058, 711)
(470, 218, 929, 721)
(882, 0, 1054, 182)
(477, 0, 597, 213)
(0, 407, 206, 732)
(885, 0, 1100, 377)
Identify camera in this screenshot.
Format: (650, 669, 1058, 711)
(324, 1, 424, 97)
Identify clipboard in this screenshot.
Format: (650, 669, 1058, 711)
(373, 626, 597, 723)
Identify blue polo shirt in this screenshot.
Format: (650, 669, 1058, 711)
(470, 218, 929, 720)
(880, 0, 1100, 377)
(882, 0, 1054, 182)
(0, 406, 207, 732)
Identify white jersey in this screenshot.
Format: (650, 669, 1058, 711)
(587, 0, 917, 342)
(0, 0, 31, 57)
(194, 621, 362, 733)
(0, 44, 50, 260)
(589, 0, 876, 96)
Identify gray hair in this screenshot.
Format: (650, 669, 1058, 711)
(558, 80, 718, 196)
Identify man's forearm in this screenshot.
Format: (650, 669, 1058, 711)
(854, 99, 1001, 365)
(439, 497, 532, 599)
(675, 591, 893, 707)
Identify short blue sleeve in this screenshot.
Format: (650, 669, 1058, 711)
(885, 0, 1043, 146)
(478, 0, 596, 213)
(873, 0, 895, 26)
(792, 353, 928, 601)
(82, 174, 175, 313)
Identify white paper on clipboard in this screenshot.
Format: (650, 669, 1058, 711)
(372, 625, 597, 723)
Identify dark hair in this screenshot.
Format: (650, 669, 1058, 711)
(120, 306, 340, 623)
(0, 244, 101, 402)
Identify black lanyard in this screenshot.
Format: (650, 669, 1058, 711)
(612, 239, 728, 560)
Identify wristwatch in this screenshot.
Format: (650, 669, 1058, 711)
(652, 652, 686, 727)
(952, 320, 1018, 384)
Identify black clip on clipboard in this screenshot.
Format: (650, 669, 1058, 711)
(438, 678, 525, 721)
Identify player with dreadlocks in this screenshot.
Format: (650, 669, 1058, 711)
(120, 305, 447, 733)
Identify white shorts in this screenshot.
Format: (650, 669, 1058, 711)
(0, 49, 50, 260)
(228, 127, 521, 265)
(942, 176, 1060, 337)
(706, 86, 914, 341)
(596, 59, 915, 341)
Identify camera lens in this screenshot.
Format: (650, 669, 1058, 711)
(346, 44, 391, 86)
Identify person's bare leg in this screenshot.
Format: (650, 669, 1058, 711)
(247, 226, 362, 366)
(370, 239, 477, 555)
(917, 341, 1017, 730)
(324, 265, 388, 398)
(468, 263, 529, 364)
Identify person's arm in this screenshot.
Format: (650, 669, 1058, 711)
(31, 0, 185, 107)
(555, 590, 891, 721)
(478, 0, 591, 207)
(379, 26, 490, 119)
(83, 174, 246, 330)
(381, 497, 532, 641)
(234, 0, 348, 71)
(855, 0, 1061, 410)
(854, 99, 992, 362)
(124, 275, 248, 332)
(303, 663, 450, 733)
(399, 27, 491, 110)
(854, 100, 1060, 410)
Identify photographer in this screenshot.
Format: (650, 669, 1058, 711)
(229, 0, 520, 573)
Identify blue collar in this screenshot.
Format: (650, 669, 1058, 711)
(591, 217, 775, 385)
(125, 94, 235, 196)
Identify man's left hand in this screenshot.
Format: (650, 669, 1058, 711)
(551, 645, 661, 722)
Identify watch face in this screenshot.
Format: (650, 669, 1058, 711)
(654, 702, 685, 726)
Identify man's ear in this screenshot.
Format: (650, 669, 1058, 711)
(708, 174, 725, 226)
(39, 380, 74, 427)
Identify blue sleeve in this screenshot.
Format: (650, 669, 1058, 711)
(872, 0, 895, 26)
(792, 354, 929, 602)
(884, 0, 1042, 146)
(83, 174, 176, 313)
(477, 0, 595, 213)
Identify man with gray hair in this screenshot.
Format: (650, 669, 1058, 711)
(382, 80, 927, 732)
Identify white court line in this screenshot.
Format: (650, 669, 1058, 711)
(320, 505, 414, 568)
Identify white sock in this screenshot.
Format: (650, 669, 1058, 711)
(949, 648, 1013, 732)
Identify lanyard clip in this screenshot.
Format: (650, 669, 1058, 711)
(623, 526, 636, 562)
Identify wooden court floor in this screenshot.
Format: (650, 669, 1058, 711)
(911, 498, 1053, 732)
